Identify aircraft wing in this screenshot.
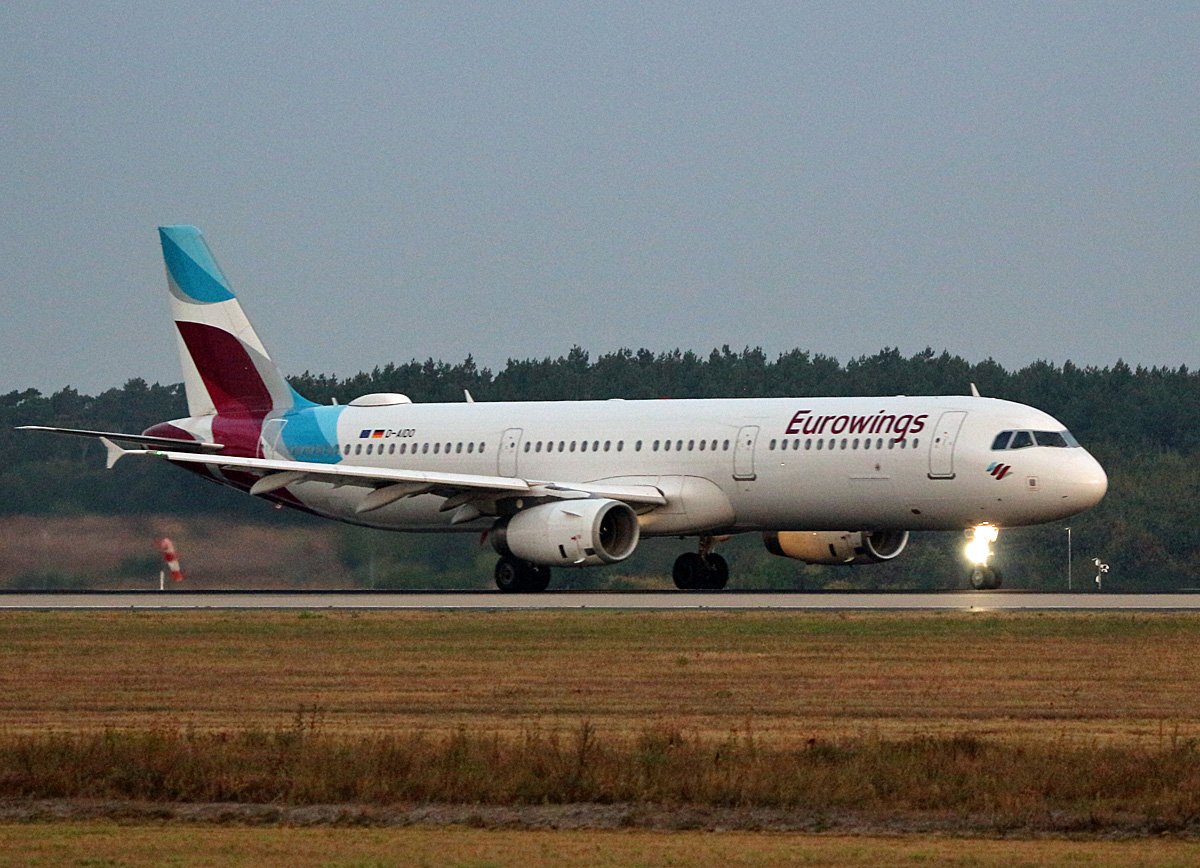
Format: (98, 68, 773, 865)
(103, 440, 667, 519)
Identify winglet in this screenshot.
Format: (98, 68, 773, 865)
(100, 437, 129, 469)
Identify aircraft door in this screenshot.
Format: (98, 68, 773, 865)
(733, 425, 759, 481)
(499, 427, 523, 477)
(927, 411, 967, 479)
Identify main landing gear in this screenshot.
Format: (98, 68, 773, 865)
(494, 555, 551, 593)
(672, 536, 729, 590)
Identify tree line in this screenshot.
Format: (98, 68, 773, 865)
(3, 346, 1197, 590)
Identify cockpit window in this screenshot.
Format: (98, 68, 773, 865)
(1009, 430, 1034, 449)
(1033, 430, 1080, 448)
(994, 429, 1080, 450)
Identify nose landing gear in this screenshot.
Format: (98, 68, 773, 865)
(965, 525, 1003, 590)
(672, 536, 729, 590)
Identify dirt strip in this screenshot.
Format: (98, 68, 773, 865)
(2, 799, 1197, 839)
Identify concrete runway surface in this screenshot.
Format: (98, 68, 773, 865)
(1, 590, 1198, 610)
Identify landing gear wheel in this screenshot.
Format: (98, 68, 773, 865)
(699, 553, 729, 590)
(495, 556, 552, 593)
(673, 552, 701, 590)
(969, 565, 1002, 590)
(673, 552, 729, 590)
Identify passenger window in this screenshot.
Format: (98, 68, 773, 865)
(852, 438, 859, 449)
(911, 438, 919, 449)
(558, 441, 565, 452)
(399, 444, 406, 455)
(355, 444, 362, 455)
(605, 441, 611, 451)
(688, 440, 695, 451)
(479, 443, 485, 453)
(676, 440, 683, 451)
(522, 442, 529, 452)
(816, 439, 823, 450)
(636, 441, 642, 452)
(536, 441, 542, 452)
(805, 438, 812, 450)
(456, 443, 463, 454)
(570, 441, 576, 452)
(422, 443, 429, 454)
(664, 440, 671, 451)
(699, 440, 706, 451)
(769, 439, 776, 451)
(864, 439, 871, 450)
(389, 444, 395, 455)
(992, 431, 1013, 450)
(617, 441, 623, 451)
(723, 440, 730, 450)
(1009, 431, 1034, 449)
(433, 443, 440, 454)
(594, 441, 600, 451)
(469, 442, 475, 453)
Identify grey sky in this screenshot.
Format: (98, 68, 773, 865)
(3, 3, 1198, 396)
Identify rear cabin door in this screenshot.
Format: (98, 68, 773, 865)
(499, 427, 523, 477)
(927, 411, 967, 479)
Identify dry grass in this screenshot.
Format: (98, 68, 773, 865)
(0, 610, 1197, 746)
(0, 824, 1197, 868)
(2, 725, 1199, 824)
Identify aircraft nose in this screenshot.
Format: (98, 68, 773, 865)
(1071, 450, 1108, 510)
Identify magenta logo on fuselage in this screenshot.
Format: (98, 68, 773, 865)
(987, 462, 1012, 480)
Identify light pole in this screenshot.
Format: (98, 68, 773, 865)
(1066, 526, 1072, 591)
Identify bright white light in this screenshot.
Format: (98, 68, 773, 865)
(965, 524, 999, 565)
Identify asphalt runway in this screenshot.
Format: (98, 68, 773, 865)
(1, 590, 1198, 610)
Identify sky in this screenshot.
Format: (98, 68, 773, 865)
(2, 3, 1198, 396)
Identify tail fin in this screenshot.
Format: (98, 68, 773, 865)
(159, 226, 309, 417)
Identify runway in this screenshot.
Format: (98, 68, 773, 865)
(1, 590, 1199, 610)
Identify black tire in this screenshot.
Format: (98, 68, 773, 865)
(700, 553, 729, 590)
(969, 565, 999, 590)
(495, 556, 524, 592)
(496, 556, 552, 593)
(526, 565, 552, 593)
(673, 552, 701, 590)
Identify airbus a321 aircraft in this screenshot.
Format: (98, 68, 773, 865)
(22, 227, 1108, 592)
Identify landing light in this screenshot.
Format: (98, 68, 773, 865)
(965, 524, 998, 566)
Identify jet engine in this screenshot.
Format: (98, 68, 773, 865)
(763, 530, 909, 565)
(492, 499, 640, 567)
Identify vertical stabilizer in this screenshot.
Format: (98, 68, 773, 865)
(159, 226, 307, 418)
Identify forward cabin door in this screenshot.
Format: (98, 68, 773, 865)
(733, 425, 759, 481)
(927, 411, 967, 479)
(499, 427, 523, 477)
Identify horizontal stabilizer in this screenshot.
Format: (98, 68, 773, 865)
(18, 426, 222, 452)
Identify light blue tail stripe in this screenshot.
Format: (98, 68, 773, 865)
(159, 226, 236, 304)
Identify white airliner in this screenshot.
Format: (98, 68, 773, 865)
(22, 226, 1108, 591)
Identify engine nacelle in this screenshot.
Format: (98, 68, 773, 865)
(492, 499, 640, 567)
(764, 530, 909, 565)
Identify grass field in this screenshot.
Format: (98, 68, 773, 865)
(1, 609, 1197, 745)
(1, 609, 1198, 864)
(1, 823, 1199, 868)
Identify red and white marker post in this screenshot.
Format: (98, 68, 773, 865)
(158, 537, 184, 588)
